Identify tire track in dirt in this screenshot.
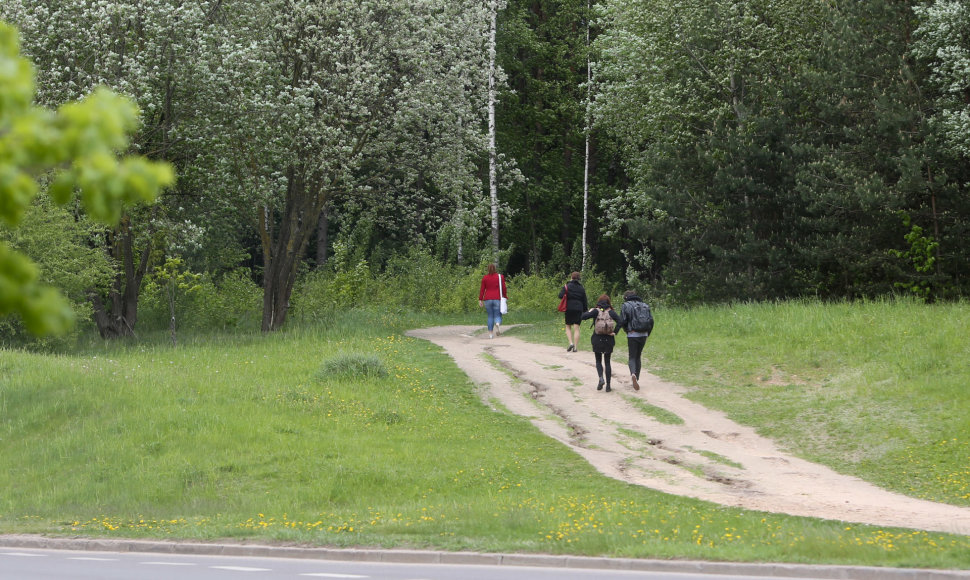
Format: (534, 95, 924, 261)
(406, 325, 970, 536)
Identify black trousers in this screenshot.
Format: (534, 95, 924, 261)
(594, 351, 612, 384)
(627, 336, 647, 378)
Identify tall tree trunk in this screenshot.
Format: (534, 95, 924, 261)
(167, 280, 177, 347)
(258, 201, 274, 329)
(454, 200, 465, 265)
(260, 167, 325, 332)
(488, 0, 500, 263)
(316, 202, 330, 270)
(90, 215, 154, 339)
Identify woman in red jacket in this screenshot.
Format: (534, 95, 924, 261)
(478, 263, 507, 338)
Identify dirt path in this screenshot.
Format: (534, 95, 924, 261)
(406, 325, 970, 536)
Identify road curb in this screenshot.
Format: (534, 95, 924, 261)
(1, 534, 968, 579)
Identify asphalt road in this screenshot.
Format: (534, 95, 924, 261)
(1, 537, 967, 580)
(0, 547, 827, 580)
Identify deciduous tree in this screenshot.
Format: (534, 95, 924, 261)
(0, 21, 173, 335)
(195, 0, 494, 331)
(2, 0, 210, 337)
(913, 0, 970, 157)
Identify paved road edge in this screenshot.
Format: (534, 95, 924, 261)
(1, 534, 968, 579)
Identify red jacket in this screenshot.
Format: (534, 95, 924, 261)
(479, 273, 507, 301)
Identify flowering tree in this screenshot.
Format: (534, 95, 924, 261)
(913, 0, 970, 157)
(1, 0, 210, 337)
(191, 0, 494, 331)
(0, 21, 173, 335)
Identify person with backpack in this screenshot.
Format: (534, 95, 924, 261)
(619, 290, 654, 391)
(580, 294, 622, 392)
(558, 271, 589, 352)
(478, 263, 508, 339)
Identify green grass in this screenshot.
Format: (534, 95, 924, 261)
(518, 299, 970, 507)
(518, 298, 970, 505)
(649, 298, 970, 507)
(1, 303, 969, 569)
(621, 394, 685, 425)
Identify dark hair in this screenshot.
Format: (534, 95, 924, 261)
(487, 263, 497, 275)
(623, 290, 636, 300)
(570, 271, 581, 280)
(598, 293, 611, 308)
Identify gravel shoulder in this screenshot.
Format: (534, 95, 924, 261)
(406, 325, 970, 536)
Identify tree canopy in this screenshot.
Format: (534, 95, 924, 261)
(0, 21, 172, 335)
(3, 0, 970, 338)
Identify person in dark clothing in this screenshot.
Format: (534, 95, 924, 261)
(558, 271, 589, 352)
(580, 294, 622, 392)
(618, 290, 650, 391)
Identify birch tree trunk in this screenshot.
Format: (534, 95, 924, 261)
(488, 0, 500, 263)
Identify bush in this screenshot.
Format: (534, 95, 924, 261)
(0, 198, 111, 349)
(315, 353, 388, 381)
(0, 298, 95, 351)
(509, 269, 616, 311)
(377, 247, 477, 314)
(292, 247, 480, 317)
(288, 246, 626, 319)
(139, 268, 261, 333)
(289, 270, 338, 324)
(193, 269, 262, 330)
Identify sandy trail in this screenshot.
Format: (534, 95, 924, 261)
(406, 325, 970, 536)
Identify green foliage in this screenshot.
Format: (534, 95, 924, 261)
(202, 270, 263, 330)
(889, 212, 939, 300)
(0, 197, 113, 297)
(509, 268, 615, 311)
(593, 1, 969, 302)
(154, 258, 202, 299)
(292, 248, 477, 318)
(6, 0, 970, 342)
(0, 20, 173, 335)
(140, 269, 261, 333)
(496, 0, 613, 272)
(288, 271, 337, 325)
(378, 248, 482, 314)
(0, 197, 110, 347)
(287, 245, 626, 324)
(152, 257, 202, 345)
(503, 272, 565, 312)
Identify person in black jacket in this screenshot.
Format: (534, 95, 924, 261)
(580, 294, 622, 392)
(618, 290, 651, 391)
(558, 271, 589, 352)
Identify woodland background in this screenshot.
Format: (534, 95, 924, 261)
(1, 0, 969, 346)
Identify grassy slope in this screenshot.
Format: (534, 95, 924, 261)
(1, 303, 968, 569)
(651, 299, 970, 505)
(517, 299, 970, 505)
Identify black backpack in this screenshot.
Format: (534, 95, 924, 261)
(627, 301, 654, 334)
